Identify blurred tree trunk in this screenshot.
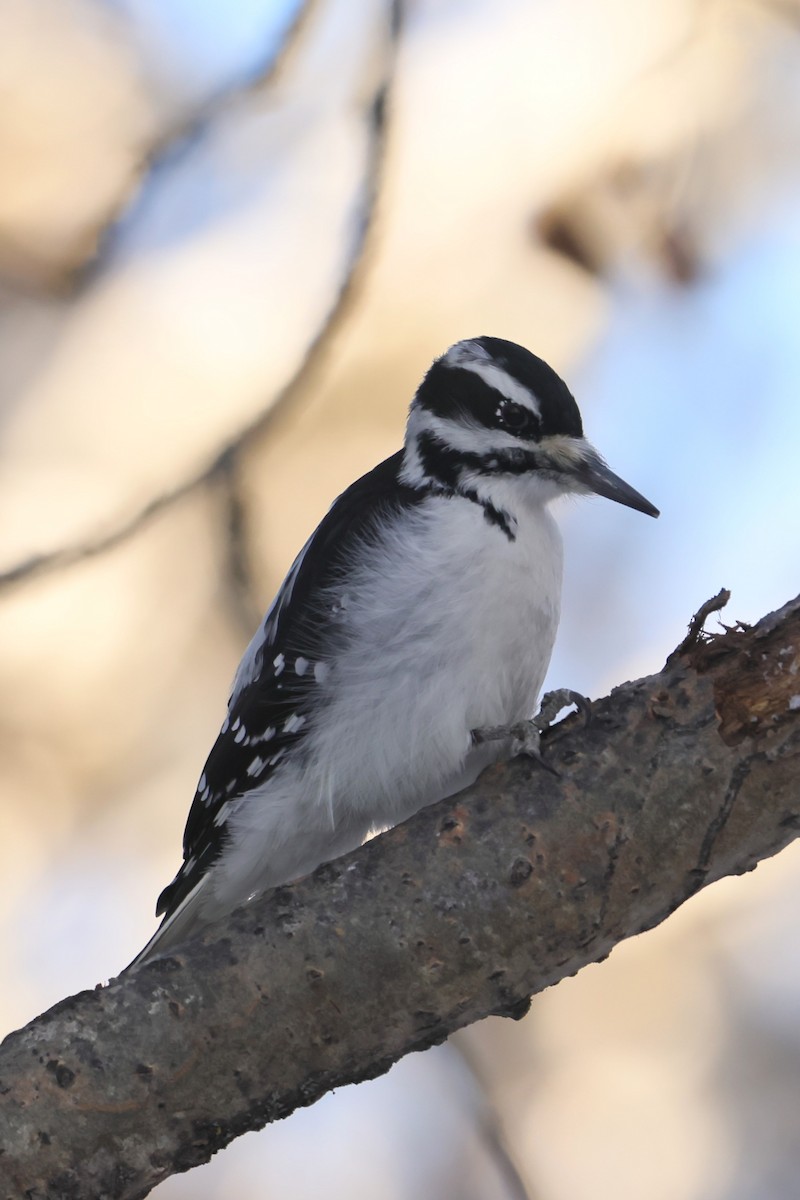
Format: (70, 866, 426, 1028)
(1, 591, 799, 1200)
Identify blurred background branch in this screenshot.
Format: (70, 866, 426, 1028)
(0, 0, 400, 605)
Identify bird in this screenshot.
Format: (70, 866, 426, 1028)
(129, 336, 658, 967)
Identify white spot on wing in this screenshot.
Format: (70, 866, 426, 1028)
(283, 713, 306, 734)
(247, 756, 266, 777)
(229, 529, 316, 701)
(273, 653, 285, 676)
(295, 657, 309, 676)
(214, 802, 231, 827)
(234, 725, 246, 744)
(314, 661, 329, 684)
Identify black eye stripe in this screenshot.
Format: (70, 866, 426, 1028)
(414, 357, 582, 439)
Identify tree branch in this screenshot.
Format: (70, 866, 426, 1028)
(2, 592, 800, 1200)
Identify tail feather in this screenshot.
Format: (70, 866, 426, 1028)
(125, 873, 212, 971)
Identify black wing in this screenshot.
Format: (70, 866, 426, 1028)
(156, 450, 423, 917)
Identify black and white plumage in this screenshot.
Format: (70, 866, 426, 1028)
(131, 336, 658, 967)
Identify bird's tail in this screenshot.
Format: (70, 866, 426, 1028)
(124, 873, 212, 971)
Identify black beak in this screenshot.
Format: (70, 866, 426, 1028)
(573, 448, 659, 518)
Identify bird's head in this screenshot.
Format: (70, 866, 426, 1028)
(401, 336, 659, 519)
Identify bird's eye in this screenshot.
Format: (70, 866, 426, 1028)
(497, 400, 532, 433)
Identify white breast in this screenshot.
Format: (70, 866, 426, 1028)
(216, 487, 563, 919)
(304, 487, 564, 828)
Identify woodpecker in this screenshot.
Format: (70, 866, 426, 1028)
(130, 337, 658, 966)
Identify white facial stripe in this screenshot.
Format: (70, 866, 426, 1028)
(405, 406, 534, 460)
(399, 432, 426, 487)
(442, 344, 541, 418)
(462, 360, 541, 416)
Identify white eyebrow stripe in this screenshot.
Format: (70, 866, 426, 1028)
(452, 358, 541, 417)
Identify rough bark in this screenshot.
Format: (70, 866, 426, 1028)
(2, 592, 800, 1200)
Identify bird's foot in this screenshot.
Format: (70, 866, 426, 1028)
(471, 689, 591, 775)
(535, 688, 592, 737)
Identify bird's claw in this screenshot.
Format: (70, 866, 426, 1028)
(534, 688, 592, 736)
(471, 688, 591, 775)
